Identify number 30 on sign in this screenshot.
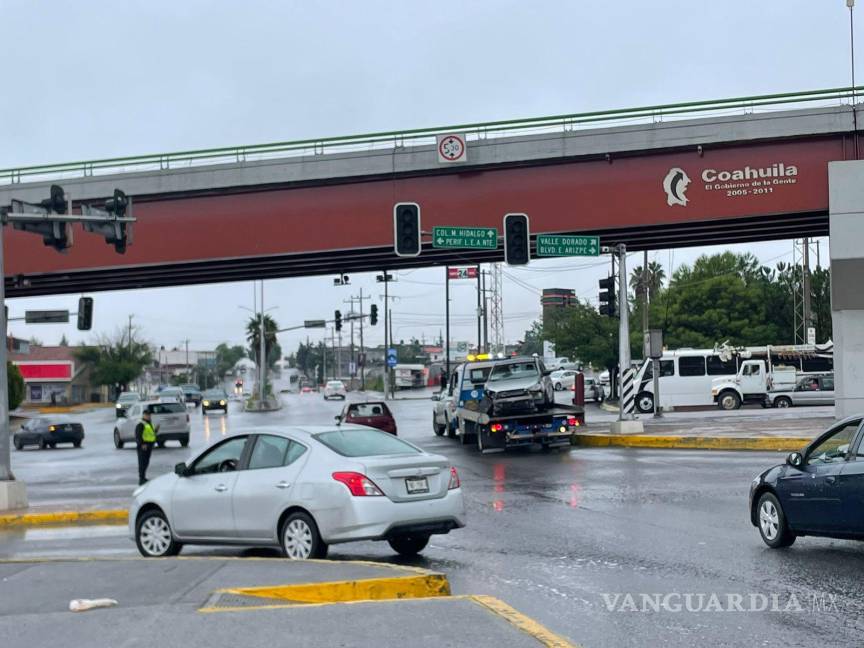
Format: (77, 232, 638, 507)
(437, 134, 467, 164)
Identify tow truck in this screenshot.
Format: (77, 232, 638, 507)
(449, 355, 585, 452)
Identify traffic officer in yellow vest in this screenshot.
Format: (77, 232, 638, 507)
(135, 409, 159, 485)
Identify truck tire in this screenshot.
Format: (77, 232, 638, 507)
(433, 414, 446, 436)
(635, 392, 654, 414)
(718, 390, 742, 410)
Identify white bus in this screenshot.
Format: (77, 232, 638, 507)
(632, 349, 739, 412)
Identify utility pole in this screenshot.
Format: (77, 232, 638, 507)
(803, 237, 812, 342)
(476, 264, 482, 353)
(343, 296, 356, 385)
(642, 250, 649, 339)
(259, 281, 265, 404)
(445, 266, 451, 377)
(481, 269, 489, 352)
(331, 327, 336, 380)
(128, 315, 134, 350)
(184, 338, 190, 381)
(359, 287, 365, 390)
(378, 271, 396, 400)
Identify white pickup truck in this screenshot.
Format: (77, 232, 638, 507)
(710, 359, 799, 410)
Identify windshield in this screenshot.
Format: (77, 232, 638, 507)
(203, 390, 227, 398)
(118, 393, 138, 402)
(488, 362, 539, 383)
(147, 402, 185, 414)
(314, 428, 420, 457)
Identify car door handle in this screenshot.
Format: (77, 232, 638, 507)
(214, 484, 228, 492)
(276, 481, 291, 489)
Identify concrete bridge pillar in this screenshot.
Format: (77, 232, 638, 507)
(829, 161, 864, 419)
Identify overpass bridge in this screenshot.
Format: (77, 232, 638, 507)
(3, 86, 864, 417)
(1, 86, 860, 297)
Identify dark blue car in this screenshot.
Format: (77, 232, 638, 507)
(750, 415, 864, 547)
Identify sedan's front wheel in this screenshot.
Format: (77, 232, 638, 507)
(757, 492, 796, 548)
(280, 512, 327, 560)
(388, 535, 430, 556)
(136, 509, 182, 557)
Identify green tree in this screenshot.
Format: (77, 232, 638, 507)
(7, 362, 25, 410)
(516, 321, 544, 356)
(246, 314, 281, 369)
(542, 302, 620, 370)
(214, 343, 246, 377)
(629, 261, 666, 302)
(74, 332, 153, 396)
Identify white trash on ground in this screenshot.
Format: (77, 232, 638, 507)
(69, 598, 118, 612)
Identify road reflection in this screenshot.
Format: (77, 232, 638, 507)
(492, 463, 505, 512)
(202, 415, 228, 443)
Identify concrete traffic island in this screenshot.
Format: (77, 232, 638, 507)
(0, 557, 577, 648)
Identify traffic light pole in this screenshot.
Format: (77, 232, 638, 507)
(0, 223, 11, 483)
(383, 274, 389, 400)
(611, 244, 643, 434)
(445, 266, 451, 378)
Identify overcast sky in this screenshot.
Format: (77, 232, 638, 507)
(2, 1, 848, 353)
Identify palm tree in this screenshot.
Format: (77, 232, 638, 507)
(629, 261, 666, 301)
(246, 314, 279, 369)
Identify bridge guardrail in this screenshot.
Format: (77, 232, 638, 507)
(2, 86, 861, 185)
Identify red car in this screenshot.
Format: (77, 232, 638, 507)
(337, 401, 397, 435)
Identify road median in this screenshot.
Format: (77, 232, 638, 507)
(572, 431, 807, 451)
(0, 508, 128, 528)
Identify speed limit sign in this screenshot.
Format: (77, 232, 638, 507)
(436, 133, 467, 164)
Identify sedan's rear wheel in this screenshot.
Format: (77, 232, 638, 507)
(136, 509, 182, 557)
(757, 492, 796, 548)
(280, 512, 327, 560)
(388, 535, 430, 556)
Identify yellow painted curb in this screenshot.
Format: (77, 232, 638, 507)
(0, 509, 128, 527)
(214, 573, 450, 606)
(470, 595, 580, 648)
(572, 433, 807, 451)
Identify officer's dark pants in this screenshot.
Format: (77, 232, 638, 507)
(137, 443, 153, 485)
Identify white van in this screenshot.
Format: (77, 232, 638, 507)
(632, 349, 739, 412)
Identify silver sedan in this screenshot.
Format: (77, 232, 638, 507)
(129, 425, 466, 559)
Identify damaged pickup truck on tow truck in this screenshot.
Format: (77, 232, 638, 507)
(451, 356, 584, 452)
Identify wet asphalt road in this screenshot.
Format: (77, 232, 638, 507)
(3, 391, 863, 647)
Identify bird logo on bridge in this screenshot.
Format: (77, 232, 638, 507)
(663, 167, 691, 207)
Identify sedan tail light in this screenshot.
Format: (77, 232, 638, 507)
(448, 466, 461, 490)
(332, 472, 384, 496)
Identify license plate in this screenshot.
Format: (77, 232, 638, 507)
(405, 477, 429, 494)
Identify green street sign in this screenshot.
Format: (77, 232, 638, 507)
(536, 234, 600, 257)
(433, 226, 498, 250)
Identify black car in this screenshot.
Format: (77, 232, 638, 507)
(181, 384, 203, 406)
(201, 390, 229, 415)
(14, 416, 85, 450)
(750, 414, 864, 547)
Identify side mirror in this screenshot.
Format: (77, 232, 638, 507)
(542, 370, 552, 377)
(786, 452, 803, 468)
(174, 462, 189, 477)
(431, 392, 441, 401)
(334, 414, 342, 422)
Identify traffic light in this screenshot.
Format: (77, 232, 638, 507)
(10, 184, 73, 252)
(335, 310, 342, 332)
(393, 202, 420, 257)
(370, 304, 378, 326)
(598, 276, 616, 317)
(77, 297, 94, 330)
(82, 189, 133, 254)
(503, 213, 530, 265)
